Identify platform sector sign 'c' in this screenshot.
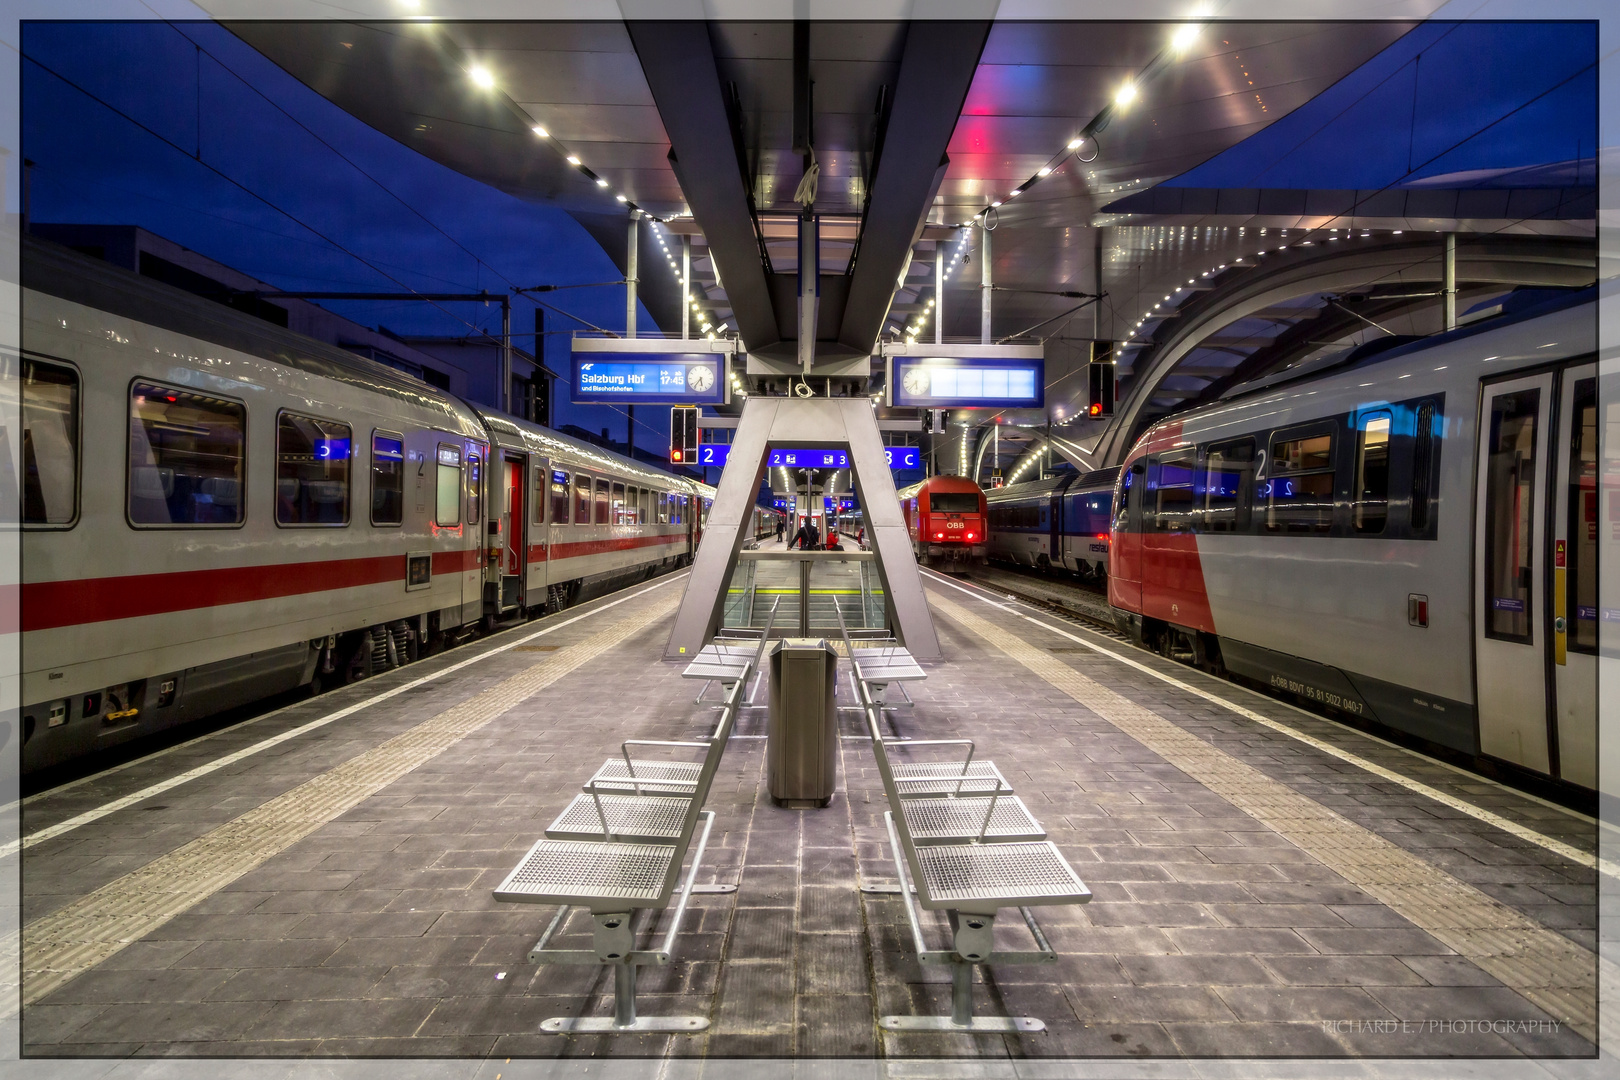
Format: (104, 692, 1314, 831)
(892, 357, 1044, 409)
(570, 352, 726, 404)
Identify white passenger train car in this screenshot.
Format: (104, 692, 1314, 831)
(14, 239, 710, 773)
(1108, 288, 1600, 791)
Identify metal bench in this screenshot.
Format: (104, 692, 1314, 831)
(492, 665, 753, 1033)
(682, 597, 781, 704)
(837, 617, 1090, 1032)
(832, 604, 926, 711)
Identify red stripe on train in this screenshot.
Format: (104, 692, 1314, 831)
(22, 547, 481, 632)
(527, 534, 686, 563)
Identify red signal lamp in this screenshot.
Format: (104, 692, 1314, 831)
(671, 450, 683, 462)
(1088, 402, 1103, 417)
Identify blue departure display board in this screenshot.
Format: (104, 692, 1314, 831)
(892, 357, 1044, 408)
(570, 352, 726, 404)
(694, 445, 921, 470)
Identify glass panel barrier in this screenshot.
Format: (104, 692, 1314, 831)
(719, 551, 887, 639)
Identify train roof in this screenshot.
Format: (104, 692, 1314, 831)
(476, 408, 702, 492)
(1215, 284, 1596, 407)
(21, 236, 487, 437)
(984, 474, 1074, 504)
(895, 474, 984, 501)
(1135, 285, 1596, 451)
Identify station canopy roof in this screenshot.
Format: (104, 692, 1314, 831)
(230, 17, 1597, 476)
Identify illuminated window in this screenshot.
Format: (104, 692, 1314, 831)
(129, 381, 245, 527)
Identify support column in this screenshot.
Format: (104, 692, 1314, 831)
(935, 243, 944, 345)
(1443, 232, 1456, 331)
(980, 222, 993, 344)
(500, 296, 512, 414)
(626, 210, 640, 338)
(665, 397, 940, 661)
(682, 236, 691, 340)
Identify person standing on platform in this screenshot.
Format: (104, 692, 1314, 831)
(792, 518, 820, 551)
(776, 518, 785, 544)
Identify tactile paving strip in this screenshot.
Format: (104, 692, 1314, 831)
(494, 838, 674, 903)
(548, 793, 691, 841)
(18, 587, 683, 1009)
(930, 590, 1608, 1046)
(902, 794, 1045, 844)
(914, 841, 1089, 906)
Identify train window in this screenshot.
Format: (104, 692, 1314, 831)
(435, 444, 461, 526)
(129, 382, 245, 527)
(1149, 453, 1197, 532)
(594, 478, 610, 525)
(370, 431, 404, 526)
(574, 473, 591, 525)
(276, 413, 351, 526)
(674, 494, 685, 526)
(930, 492, 980, 514)
(533, 465, 546, 525)
(612, 482, 627, 524)
(21, 359, 78, 527)
(1202, 439, 1254, 533)
(1263, 430, 1335, 534)
(466, 452, 482, 526)
(550, 470, 570, 525)
(1567, 379, 1597, 654)
(1411, 400, 1438, 533)
(1483, 389, 1540, 644)
(1353, 413, 1392, 534)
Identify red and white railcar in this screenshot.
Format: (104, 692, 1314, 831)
(1108, 289, 1598, 791)
(14, 239, 710, 772)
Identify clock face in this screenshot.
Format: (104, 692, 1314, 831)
(903, 368, 932, 396)
(687, 365, 715, 393)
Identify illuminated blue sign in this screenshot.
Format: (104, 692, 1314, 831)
(570, 352, 725, 404)
(694, 445, 921, 470)
(314, 437, 351, 460)
(892, 358, 1044, 408)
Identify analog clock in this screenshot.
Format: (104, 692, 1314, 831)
(686, 365, 715, 393)
(902, 367, 932, 397)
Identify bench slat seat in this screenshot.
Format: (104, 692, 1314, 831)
(890, 760, 1011, 797)
(587, 759, 702, 796)
(911, 840, 1090, 909)
(901, 795, 1045, 845)
(494, 838, 674, 907)
(547, 794, 691, 843)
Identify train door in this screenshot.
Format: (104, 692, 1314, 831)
(1550, 366, 1597, 787)
(1473, 374, 1555, 772)
(1110, 461, 1145, 612)
(499, 453, 526, 611)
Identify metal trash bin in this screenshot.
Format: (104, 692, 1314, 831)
(767, 638, 839, 807)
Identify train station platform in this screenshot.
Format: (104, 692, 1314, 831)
(12, 568, 1610, 1070)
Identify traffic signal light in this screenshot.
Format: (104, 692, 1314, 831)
(1087, 341, 1116, 418)
(670, 406, 699, 463)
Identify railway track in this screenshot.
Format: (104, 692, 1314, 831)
(959, 565, 1130, 642)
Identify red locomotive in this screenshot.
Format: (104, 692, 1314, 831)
(897, 475, 988, 568)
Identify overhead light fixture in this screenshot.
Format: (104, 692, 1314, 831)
(1171, 23, 1201, 52)
(531, 125, 549, 138)
(566, 155, 581, 166)
(1037, 166, 1052, 177)
(596, 178, 609, 188)
(469, 65, 496, 90)
(1115, 82, 1137, 107)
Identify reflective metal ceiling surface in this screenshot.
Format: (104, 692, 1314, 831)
(229, 17, 1594, 479)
